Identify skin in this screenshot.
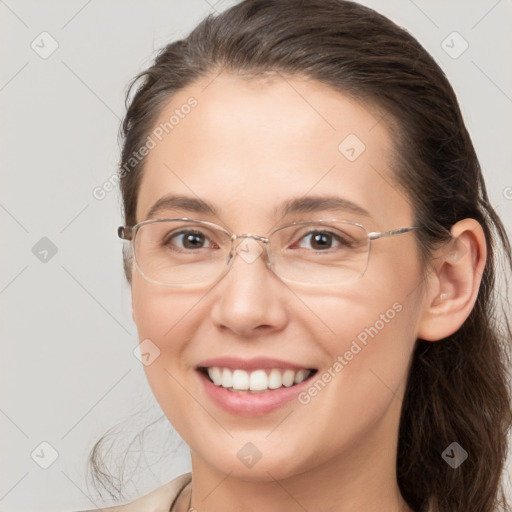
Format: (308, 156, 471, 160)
(130, 72, 486, 512)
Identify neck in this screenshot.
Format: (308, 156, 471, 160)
(180, 439, 412, 512)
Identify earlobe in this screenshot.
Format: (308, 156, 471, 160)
(417, 219, 487, 342)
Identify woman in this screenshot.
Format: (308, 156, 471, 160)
(83, 1, 512, 511)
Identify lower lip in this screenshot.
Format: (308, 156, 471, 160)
(197, 369, 316, 416)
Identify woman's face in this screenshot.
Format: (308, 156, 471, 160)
(131, 73, 425, 481)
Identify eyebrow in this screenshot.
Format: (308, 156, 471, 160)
(144, 194, 371, 221)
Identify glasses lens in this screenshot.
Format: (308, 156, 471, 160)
(269, 221, 369, 285)
(134, 220, 231, 285)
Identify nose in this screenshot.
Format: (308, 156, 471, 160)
(209, 237, 289, 337)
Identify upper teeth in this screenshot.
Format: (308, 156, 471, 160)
(206, 367, 312, 391)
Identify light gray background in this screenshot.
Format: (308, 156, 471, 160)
(1, 1, 511, 511)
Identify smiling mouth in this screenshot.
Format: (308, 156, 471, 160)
(198, 366, 318, 393)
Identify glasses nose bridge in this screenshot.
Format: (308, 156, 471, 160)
(231, 233, 270, 244)
(230, 233, 270, 252)
(227, 232, 272, 267)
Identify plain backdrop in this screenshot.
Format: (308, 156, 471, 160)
(1, 1, 511, 511)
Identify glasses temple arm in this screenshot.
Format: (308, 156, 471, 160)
(368, 226, 420, 240)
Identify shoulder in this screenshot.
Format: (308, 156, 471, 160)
(75, 472, 192, 512)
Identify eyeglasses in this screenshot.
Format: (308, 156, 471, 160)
(117, 218, 420, 287)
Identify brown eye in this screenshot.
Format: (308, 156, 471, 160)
(294, 230, 352, 251)
(164, 230, 211, 250)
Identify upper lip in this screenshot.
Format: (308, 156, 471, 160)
(196, 357, 316, 371)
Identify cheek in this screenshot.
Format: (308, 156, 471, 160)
(131, 274, 207, 346)
(333, 299, 416, 397)
(294, 285, 419, 421)
(130, 279, 206, 416)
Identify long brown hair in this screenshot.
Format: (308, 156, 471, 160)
(88, 1, 512, 510)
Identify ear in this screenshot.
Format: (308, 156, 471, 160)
(416, 218, 487, 341)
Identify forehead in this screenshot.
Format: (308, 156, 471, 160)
(135, 72, 411, 230)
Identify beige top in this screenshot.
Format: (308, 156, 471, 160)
(76, 472, 192, 512)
